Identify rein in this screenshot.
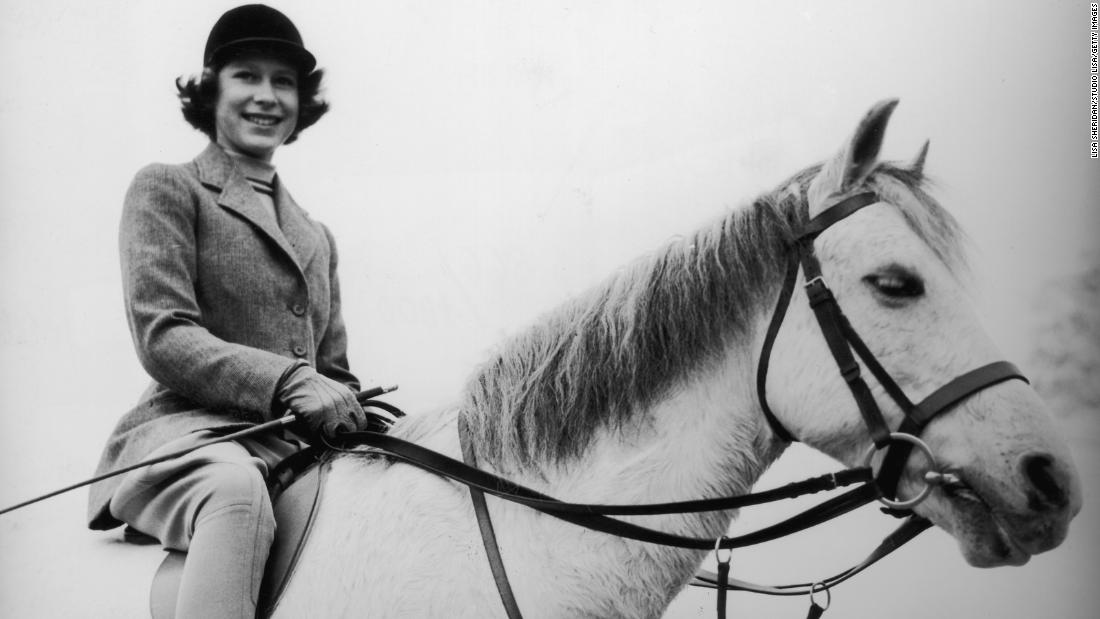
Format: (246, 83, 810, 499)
(336, 190, 1024, 619)
(327, 427, 878, 550)
(325, 423, 914, 619)
(0, 386, 399, 517)
(325, 427, 894, 619)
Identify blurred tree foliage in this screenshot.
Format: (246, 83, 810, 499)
(1029, 254, 1100, 419)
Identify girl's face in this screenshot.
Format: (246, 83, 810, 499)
(214, 55, 299, 161)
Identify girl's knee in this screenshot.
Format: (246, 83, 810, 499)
(188, 463, 275, 548)
(198, 462, 272, 518)
(119, 460, 276, 551)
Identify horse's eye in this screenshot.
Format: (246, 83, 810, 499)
(864, 268, 925, 301)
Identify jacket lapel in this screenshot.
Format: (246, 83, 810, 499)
(273, 180, 320, 269)
(194, 143, 310, 273)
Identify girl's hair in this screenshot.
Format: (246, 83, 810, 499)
(174, 61, 329, 145)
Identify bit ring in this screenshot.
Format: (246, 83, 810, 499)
(862, 432, 941, 510)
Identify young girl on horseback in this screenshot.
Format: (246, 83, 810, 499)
(87, 5, 366, 617)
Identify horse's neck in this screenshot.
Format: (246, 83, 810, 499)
(548, 350, 777, 509)
(488, 348, 783, 616)
(362, 345, 783, 617)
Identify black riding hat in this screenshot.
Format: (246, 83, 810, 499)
(204, 4, 316, 72)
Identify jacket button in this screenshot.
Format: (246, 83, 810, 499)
(292, 345, 308, 357)
(291, 303, 307, 316)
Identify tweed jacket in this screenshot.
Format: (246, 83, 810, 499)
(88, 143, 359, 530)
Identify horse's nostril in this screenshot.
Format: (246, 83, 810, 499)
(1021, 454, 1069, 511)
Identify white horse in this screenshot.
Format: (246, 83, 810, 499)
(272, 99, 1081, 618)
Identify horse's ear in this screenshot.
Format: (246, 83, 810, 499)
(908, 139, 930, 177)
(808, 98, 899, 216)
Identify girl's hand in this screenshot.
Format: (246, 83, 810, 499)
(277, 365, 366, 440)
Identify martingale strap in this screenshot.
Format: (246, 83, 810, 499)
(691, 515, 933, 595)
(330, 427, 894, 619)
(459, 418, 523, 619)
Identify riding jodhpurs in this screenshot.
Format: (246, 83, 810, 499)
(109, 429, 303, 619)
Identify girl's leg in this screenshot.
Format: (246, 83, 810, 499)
(173, 461, 273, 619)
(110, 439, 279, 619)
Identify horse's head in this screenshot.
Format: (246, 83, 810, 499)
(764, 99, 1082, 567)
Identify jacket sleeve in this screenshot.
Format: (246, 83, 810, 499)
(314, 224, 361, 392)
(120, 164, 303, 414)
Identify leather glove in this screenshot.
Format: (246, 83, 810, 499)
(276, 365, 366, 440)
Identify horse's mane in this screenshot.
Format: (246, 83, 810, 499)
(460, 162, 965, 469)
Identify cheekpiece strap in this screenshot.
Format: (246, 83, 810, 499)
(756, 191, 881, 444)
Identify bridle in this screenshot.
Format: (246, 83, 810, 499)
(756, 190, 1027, 508)
(331, 191, 1032, 619)
(324, 191, 1031, 619)
(322, 191, 1032, 619)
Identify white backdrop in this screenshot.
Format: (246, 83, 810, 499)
(1, 1, 1097, 617)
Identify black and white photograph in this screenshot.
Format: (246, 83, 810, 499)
(1, 1, 1097, 617)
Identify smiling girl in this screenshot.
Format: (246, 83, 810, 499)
(86, 5, 366, 618)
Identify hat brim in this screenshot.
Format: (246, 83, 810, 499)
(207, 38, 317, 73)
